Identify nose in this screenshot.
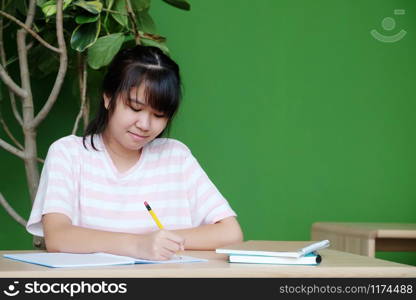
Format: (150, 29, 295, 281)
(135, 111, 151, 131)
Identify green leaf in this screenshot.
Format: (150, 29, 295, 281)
(75, 14, 100, 24)
(70, 20, 101, 52)
(105, 0, 114, 8)
(39, 0, 73, 17)
(103, 0, 115, 34)
(132, 0, 150, 12)
(36, 0, 50, 7)
(87, 33, 125, 69)
(141, 38, 170, 55)
(111, 0, 128, 27)
(162, 0, 190, 11)
(74, 0, 103, 14)
(137, 9, 156, 34)
(123, 33, 135, 43)
(41, 0, 57, 17)
(64, 0, 73, 8)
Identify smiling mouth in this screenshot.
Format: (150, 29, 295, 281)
(128, 131, 149, 139)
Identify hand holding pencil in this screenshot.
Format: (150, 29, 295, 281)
(139, 201, 185, 260)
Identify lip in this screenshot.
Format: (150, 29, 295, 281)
(128, 131, 149, 140)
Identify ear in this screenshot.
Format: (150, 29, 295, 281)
(103, 93, 110, 109)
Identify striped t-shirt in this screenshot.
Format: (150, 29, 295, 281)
(26, 135, 236, 237)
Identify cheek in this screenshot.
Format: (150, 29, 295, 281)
(155, 119, 168, 132)
(111, 115, 130, 130)
(120, 111, 139, 127)
(108, 106, 131, 128)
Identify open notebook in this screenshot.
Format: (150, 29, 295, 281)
(3, 252, 207, 268)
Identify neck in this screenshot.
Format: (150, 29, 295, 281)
(102, 132, 141, 162)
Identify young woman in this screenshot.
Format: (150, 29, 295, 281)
(26, 45, 243, 261)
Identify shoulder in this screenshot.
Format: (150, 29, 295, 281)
(146, 138, 192, 157)
(47, 135, 84, 157)
(49, 135, 83, 150)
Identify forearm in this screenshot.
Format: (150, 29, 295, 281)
(173, 217, 243, 250)
(44, 223, 136, 257)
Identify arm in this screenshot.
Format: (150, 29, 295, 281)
(43, 213, 184, 260)
(172, 216, 243, 250)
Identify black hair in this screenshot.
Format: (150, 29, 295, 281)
(83, 45, 182, 150)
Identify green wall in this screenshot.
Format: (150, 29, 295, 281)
(1, 0, 416, 265)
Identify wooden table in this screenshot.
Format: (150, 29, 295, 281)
(1, 242, 416, 278)
(311, 222, 416, 257)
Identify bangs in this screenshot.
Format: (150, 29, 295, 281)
(117, 66, 180, 118)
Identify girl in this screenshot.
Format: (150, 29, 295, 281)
(26, 45, 243, 261)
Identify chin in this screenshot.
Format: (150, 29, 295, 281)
(129, 142, 144, 150)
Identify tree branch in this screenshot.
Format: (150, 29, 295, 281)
(0, 192, 27, 227)
(125, 0, 141, 45)
(102, 7, 128, 16)
(0, 137, 25, 158)
(24, 0, 37, 28)
(0, 118, 23, 150)
(9, 92, 23, 125)
(142, 32, 166, 42)
(72, 52, 87, 135)
(0, 10, 61, 53)
(0, 63, 28, 99)
(0, 17, 23, 125)
(17, 28, 33, 126)
(82, 94, 90, 129)
(0, 116, 45, 162)
(31, 0, 67, 129)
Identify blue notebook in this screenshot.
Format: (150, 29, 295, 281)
(3, 252, 207, 268)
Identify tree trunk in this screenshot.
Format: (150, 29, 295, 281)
(23, 130, 44, 248)
(23, 129, 39, 203)
(17, 27, 43, 249)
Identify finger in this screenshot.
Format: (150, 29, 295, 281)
(160, 248, 176, 260)
(165, 231, 185, 245)
(151, 246, 173, 260)
(162, 239, 182, 253)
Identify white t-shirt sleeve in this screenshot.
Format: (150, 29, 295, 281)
(26, 140, 77, 237)
(182, 148, 237, 226)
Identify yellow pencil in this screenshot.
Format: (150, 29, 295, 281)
(144, 201, 183, 259)
(144, 201, 164, 229)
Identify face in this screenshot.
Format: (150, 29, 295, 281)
(103, 84, 169, 153)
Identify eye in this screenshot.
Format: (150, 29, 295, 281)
(130, 106, 141, 112)
(128, 102, 142, 112)
(154, 113, 166, 118)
